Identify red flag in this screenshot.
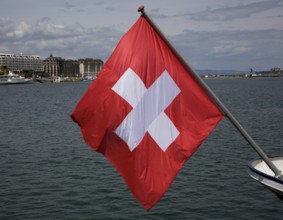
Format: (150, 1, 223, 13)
(71, 16, 223, 210)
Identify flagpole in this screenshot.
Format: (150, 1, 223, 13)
(137, 6, 282, 177)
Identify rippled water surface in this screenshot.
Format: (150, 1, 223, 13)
(1, 78, 283, 219)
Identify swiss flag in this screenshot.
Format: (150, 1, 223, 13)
(71, 15, 223, 210)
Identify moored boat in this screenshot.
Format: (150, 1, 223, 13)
(248, 157, 283, 199)
(0, 71, 33, 85)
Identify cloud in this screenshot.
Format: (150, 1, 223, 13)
(0, 18, 123, 60)
(188, 0, 283, 21)
(59, 1, 85, 13)
(1, 0, 282, 72)
(1, 15, 282, 70)
(171, 28, 283, 70)
(150, 8, 173, 19)
(64, 2, 75, 9)
(104, 7, 117, 11)
(149, 0, 283, 22)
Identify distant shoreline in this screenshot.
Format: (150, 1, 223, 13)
(201, 71, 283, 79)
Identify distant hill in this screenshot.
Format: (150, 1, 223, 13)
(196, 69, 246, 75)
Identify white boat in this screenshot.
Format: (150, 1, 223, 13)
(53, 76, 61, 83)
(0, 71, 33, 85)
(248, 157, 283, 199)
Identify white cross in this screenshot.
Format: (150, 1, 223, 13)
(112, 68, 180, 152)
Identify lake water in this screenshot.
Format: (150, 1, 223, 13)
(1, 78, 283, 219)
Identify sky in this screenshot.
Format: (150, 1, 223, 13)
(0, 0, 283, 71)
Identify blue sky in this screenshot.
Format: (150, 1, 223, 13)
(0, 0, 282, 71)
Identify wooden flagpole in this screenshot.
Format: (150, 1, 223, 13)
(137, 5, 282, 177)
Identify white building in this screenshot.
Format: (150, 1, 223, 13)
(0, 53, 43, 72)
(78, 58, 104, 78)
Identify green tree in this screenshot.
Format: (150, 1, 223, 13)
(0, 66, 9, 75)
(22, 70, 33, 78)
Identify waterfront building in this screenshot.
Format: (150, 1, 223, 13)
(43, 54, 81, 78)
(1, 52, 103, 78)
(43, 54, 63, 77)
(0, 53, 43, 73)
(79, 58, 104, 78)
(63, 59, 80, 77)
